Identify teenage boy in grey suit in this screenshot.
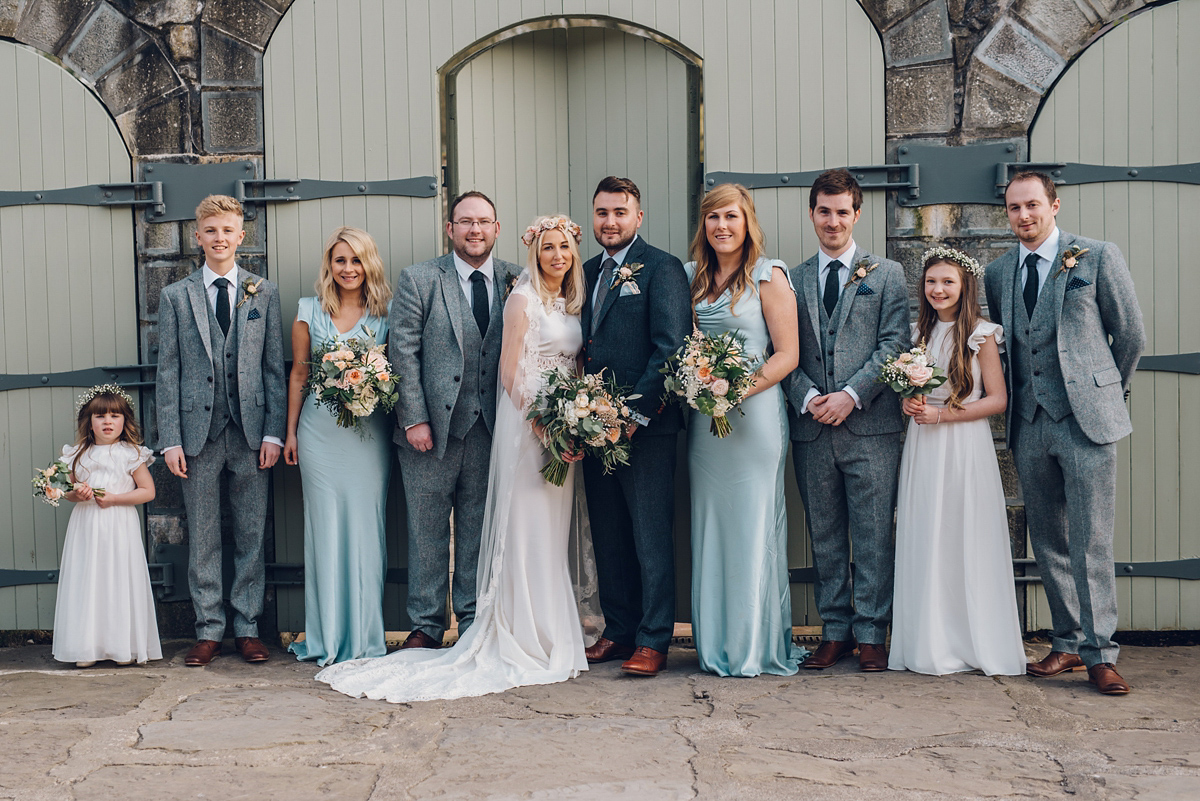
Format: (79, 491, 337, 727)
(985, 172, 1145, 695)
(157, 194, 286, 666)
(785, 169, 910, 672)
(580, 176, 691, 677)
(389, 191, 519, 649)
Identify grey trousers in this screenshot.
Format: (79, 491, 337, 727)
(395, 418, 490, 640)
(1013, 409, 1119, 667)
(181, 423, 269, 641)
(792, 425, 902, 645)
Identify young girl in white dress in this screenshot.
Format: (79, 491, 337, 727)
(888, 247, 1026, 676)
(52, 385, 161, 668)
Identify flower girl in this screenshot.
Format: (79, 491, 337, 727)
(888, 247, 1026, 676)
(52, 385, 161, 667)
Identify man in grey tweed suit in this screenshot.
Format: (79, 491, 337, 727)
(985, 172, 1145, 695)
(784, 169, 910, 672)
(157, 195, 286, 667)
(389, 191, 519, 649)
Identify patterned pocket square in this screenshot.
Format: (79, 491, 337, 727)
(246, 308, 262, 320)
(1066, 276, 1092, 291)
(855, 283, 875, 296)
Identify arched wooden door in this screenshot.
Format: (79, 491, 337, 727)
(1029, 0, 1200, 631)
(0, 42, 137, 630)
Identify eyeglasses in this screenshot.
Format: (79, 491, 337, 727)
(451, 219, 496, 230)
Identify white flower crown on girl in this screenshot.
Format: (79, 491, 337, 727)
(75, 383, 135, 413)
(521, 215, 583, 247)
(923, 245, 984, 280)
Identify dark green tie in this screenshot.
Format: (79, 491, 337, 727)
(214, 276, 231, 336)
(1023, 252, 1040, 318)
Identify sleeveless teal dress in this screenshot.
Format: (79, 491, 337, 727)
(685, 258, 804, 676)
(289, 297, 392, 665)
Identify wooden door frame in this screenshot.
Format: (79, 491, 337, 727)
(437, 15, 704, 241)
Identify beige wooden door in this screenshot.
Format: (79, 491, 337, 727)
(0, 41, 137, 630)
(1028, 0, 1200, 631)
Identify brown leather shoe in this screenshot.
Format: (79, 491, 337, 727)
(585, 637, 636, 664)
(801, 640, 856, 669)
(235, 637, 270, 663)
(621, 646, 667, 676)
(1026, 651, 1085, 677)
(1088, 663, 1131, 695)
(858, 643, 888, 672)
(400, 630, 442, 650)
(185, 639, 221, 667)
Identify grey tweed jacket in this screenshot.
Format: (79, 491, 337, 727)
(155, 267, 287, 455)
(984, 231, 1146, 447)
(388, 253, 519, 459)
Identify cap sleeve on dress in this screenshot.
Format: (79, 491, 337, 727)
(296, 296, 317, 326)
(969, 320, 1004, 354)
(683, 261, 696, 283)
(60, 443, 81, 462)
(122, 443, 156, 471)
(753, 258, 791, 289)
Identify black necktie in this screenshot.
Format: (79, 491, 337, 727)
(469, 271, 489, 335)
(592, 257, 616, 332)
(1023, 252, 1041, 318)
(823, 260, 842, 318)
(213, 276, 231, 336)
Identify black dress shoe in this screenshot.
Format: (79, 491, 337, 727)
(401, 630, 442, 649)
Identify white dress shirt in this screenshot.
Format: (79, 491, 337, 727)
(1018, 226, 1061, 298)
(803, 240, 862, 413)
(453, 252, 495, 307)
(591, 235, 639, 309)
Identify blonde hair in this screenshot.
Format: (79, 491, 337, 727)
(688, 184, 766, 313)
(194, 194, 244, 223)
(316, 227, 392, 317)
(524, 215, 585, 315)
(72, 391, 142, 478)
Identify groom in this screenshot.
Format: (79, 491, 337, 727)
(785, 169, 909, 672)
(580, 176, 691, 677)
(985, 172, 1145, 695)
(389, 190, 519, 649)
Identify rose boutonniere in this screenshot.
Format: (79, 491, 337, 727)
(843, 258, 879, 288)
(610, 262, 644, 293)
(1056, 245, 1090, 277)
(501, 272, 519, 302)
(237, 276, 264, 308)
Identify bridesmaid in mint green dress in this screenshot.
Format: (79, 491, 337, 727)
(284, 227, 393, 666)
(684, 185, 805, 676)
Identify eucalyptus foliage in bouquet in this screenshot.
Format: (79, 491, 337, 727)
(878, 341, 948, 398)
(32, 458, 105, 506)
(305, 329, 398, 437)
(661, 329, 760, 437)
(527, 369, 640, 486)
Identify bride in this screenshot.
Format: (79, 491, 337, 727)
(317, 215, 600, 702)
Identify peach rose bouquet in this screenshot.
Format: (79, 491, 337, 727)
(879, 341, 947, 398)
(661, 329, 760, 437)
(527, 368, 639, 486)
(305, 327, 398, 437)
(32, 458, 105, 507)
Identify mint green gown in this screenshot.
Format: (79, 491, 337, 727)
(685, 258, 804, 676)
(288, 297, 391, 666)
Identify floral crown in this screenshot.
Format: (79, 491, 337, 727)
(521, 215, 582, 247)
(922, 245, 984, 280)
(75, 383, 135, 413)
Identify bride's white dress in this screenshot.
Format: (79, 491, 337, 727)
(889, 319, 1026, 676)
(317, 278, 596, 702)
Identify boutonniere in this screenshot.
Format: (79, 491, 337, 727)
(1056, 246, 1089, 277)
(237, 277, 264, 308)
(501, 272, 519, 302)
(610, 262, 644, 292)
(843, 258, 879, 288)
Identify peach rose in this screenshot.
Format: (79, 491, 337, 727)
(345, 368, 365, 385)
(606, 427, 621, 443)
(710, 378, 730, 396)
(45, 486, 64, 501)
(696, 366, 713, 381)
(897, 353, 912, 363)
(907, 365, 934, 387)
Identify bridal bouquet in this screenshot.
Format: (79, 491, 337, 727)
(32, 458, 105, 506)
(879, 341, 948, 398)
(527, 369, 640, 486)
(661, 329, 759, 437)
(305, 329, 398, 437)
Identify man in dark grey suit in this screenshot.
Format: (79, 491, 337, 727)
(157, 195, 286, 667)
(785, 169, 910, 672)
(985, 172, 1145, 695)
(580, 176, 691, 677)
(389, 191, 519, 649)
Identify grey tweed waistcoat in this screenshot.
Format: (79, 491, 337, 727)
(1010, 272, 1071, 423)
(206, 303, 243, 440)
(447, 289, 487, 440)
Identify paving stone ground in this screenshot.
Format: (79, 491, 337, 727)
(0, 640, 1196, 800)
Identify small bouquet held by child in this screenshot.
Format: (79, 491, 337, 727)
(661, 329, 759, 437)
(527, 369, 640, 487)
(305, 329, 398, 437)
(32, 459, 105, 506)
(879, 341, 948, 398)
